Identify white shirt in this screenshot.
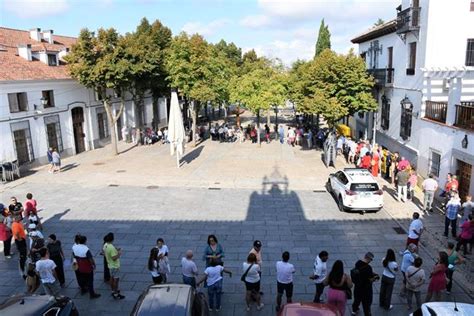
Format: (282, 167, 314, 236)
(204, 265, 223, 286)
(422, 178, 438, 191)
(288, 129, 295, 138)
(276, 261, 295, 284)
(408, 219, 423, 239)
(157, 245, 169, 257)
(72, 244, 89, 258)
(242, 262, 260, 283)
(382, 260, 398, 278)
(313, 256, 327, 284)
(35, 259, 57, 284)
(150, 260, 160, 277)
(181, 257, 198, 277)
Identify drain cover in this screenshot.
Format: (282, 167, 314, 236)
(146, 186, 159, 189)
(108, 184, 119, 187)
(93, 162, 105, 166)
(116, 170, 126, 173)
(208, 187, 221, 190)
(313, 190, 326, 193)
(393, 227, 406, 234)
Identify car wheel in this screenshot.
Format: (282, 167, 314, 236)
(337, 196, 345, 212)
(326, 179, 332, 193)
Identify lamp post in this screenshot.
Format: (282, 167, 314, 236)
(33, 97, 48, 119)
(273, 105, 279, 128)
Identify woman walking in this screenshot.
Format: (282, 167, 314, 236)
(0, 207, 12, 259)
(197, 258, 232, 312)
(52, 148, 61, 173)
(46, 234, 65, 287)
(425, 251, 448, 302)
(445, 242, 464, 295)
(242, 253, 264, 311)
(326, 260, 353, 316)
(379, 249, 398, 310)
(406, 257, 425, 310)
(203, 234, 225, 267)
(148, 248, 163, 284)
(72, 234, 101, 299)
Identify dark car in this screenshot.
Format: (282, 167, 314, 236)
(131, 284, 209, 316)
(0, 294, 79, 316)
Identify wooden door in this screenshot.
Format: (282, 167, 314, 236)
(72, 107, 85, 153)
(457, 160, 472, 200)
(13, 129, 29, 165)
(46, 123, 59, 150)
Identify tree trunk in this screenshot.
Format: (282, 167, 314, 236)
(236, 103, 241, 127)
(224, 103, 229, 123)
(103, 96, 125, 156)
(257, 110, 261, 147)
(266, 111, 271, 126)
(191, 100, 198, 147)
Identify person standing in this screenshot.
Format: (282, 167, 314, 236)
(181, 250, 198, 288)
(456, 215, 474, 255)
(445, 242, 464, 295)
(249, 240, 262, 267)
(51, 148, 61, 173)
(35, 248, 61, 297)
(444, 193, 461, 238)
(379, 249, 398, 310)
(326, 260, 353, 316)
(203, 234, 224, 267)
(24, 193, 42, 231)
(275, 251, 295, 312)
(351, 252, 379, 316)
(460, 195, 473, 225)
(425, 252, 448, 302)
(422, 174, 438, 212)
(278, 125, 285, 144)
(12, 216, 27, 279)
(242, 253, 263, 311)
(197, 258, 232, 312)
(156, 238, 170, 283)
(406, 212, 423, 248)
(400, 243, 417, 298)
(408, 169, 417, 200)
(396, 167, 410, 202)
(103, 232, 124, 299)
(9, 197, 24, 220)
(0, 206, 12, 259)
(310, 250, 329, 303)
(46, 147, 54, 173)
(148, 248, 162, 284)
(405, 257, 425, 310)
(72, 235, 101, 299)
(46, 234, 65, 287)
(371, 148, 380, 177)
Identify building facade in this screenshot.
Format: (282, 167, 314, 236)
(351, 0, 474, 198)
(0, 27, 168, 169)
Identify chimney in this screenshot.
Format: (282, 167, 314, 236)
(30, 28, 42, 42)
(18, 44, 32, 61)
(43, 29, 54, 44)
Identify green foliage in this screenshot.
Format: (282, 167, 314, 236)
(314, 19, 331, 58)
(374, 18, 385, 26)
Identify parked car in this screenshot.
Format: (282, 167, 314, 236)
(0, 294, 78, 316)
(278, 302, 340, 316)
(130, 284, 208, 316)
(410, 302, 474, 316)
(327, 168, 383, 212)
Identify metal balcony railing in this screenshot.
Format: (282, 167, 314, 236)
(424, 101, 447, 123)
(455, 102, 474, 131)
(397, 7, 421, 34)
(367, 68, 394, 87)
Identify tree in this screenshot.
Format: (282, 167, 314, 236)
(67, 28, 135, 155)
(374, 18, 385, 26)
(314, 19, 331, 58)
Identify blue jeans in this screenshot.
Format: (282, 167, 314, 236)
(207, 279, 223, 309)
(182, 275, 196, 288)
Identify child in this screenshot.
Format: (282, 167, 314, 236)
(408, 169, 418, 200)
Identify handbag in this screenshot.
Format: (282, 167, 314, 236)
(72, 258, 78, 271)
(241, 263, 254, 282)
(344, 286, 352, 300)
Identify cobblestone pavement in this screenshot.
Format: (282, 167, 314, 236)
(0, 137, 472, 316)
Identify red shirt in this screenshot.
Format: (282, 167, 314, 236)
(460, 221, 473, 240)
(24, 199, 37, 217)
(360, 155, 372, 169)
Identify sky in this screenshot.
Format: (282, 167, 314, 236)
(0, 0, 400, 65)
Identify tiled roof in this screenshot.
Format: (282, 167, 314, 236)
(351, 19, 397, 44)
(0, 27, 76, 81)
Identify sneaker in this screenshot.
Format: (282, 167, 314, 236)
(388, 305, 393, 310)
(216, 307, 221, 312)
(246, 305, 250, 311)
(5, 255, 11, 259)
(209, 308, 213, 312)
(257, 303, 264, 311)
(351, 312, 357, 316)
(446, 291, 451, 295)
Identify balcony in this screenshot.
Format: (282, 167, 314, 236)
(367, 68, 394, 87)
(424, 101, 447, 123)
(455, 102, 474, 131)
(397, 7, 420, 34)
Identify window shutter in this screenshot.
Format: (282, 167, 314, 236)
(466, 39, 474, 66)
(18, 92, 28, 111)
(8, 93, 19, 112)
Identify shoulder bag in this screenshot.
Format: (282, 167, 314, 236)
(241, 263, 254, 282)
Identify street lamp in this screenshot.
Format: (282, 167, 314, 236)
(400, 96, 413, 111)
(33, 97, 48, 119)
(462, 134, 468, 149)
(273, 105, 279, 127)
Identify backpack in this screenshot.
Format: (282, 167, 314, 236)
(350, 267, 361, 284)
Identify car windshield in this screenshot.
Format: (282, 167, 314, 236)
(350, 183, 379, 192)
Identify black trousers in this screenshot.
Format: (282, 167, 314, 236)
(379, 275, 395, 309)
(14, 239, 27, 274)
(3, 236, 12, 256)
(444, 217, 457, 237)
(313, 283, 325, 303)
(352, 287, 373, 316)
(446, 269, 454, 292)
(78, 272, 96, 296)
(51, 255, 65, 285)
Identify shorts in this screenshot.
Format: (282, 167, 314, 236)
(406, 237, 419, 247)
(109, 268, 120, 279)
(277, 281, 293, 297)
(245, 280, 260, 292)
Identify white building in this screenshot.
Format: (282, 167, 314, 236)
(351, 0, 474, 198)
(0, 27, 168, 169)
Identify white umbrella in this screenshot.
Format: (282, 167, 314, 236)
(168, 90, 185, 168)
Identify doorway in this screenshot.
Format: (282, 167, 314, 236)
(116, 115, 123, 140)
(72, 107, 86, 154)
(457, 160, 472, 200)
(13, 129, 30, 165)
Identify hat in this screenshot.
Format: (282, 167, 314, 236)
(365, 252, 375, 260)
(254, 240, 262, 248)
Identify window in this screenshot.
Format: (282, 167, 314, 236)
(400, 103, 413, 140)
(387, 47, 394, 83)
(95, 89, 104, 101)
(10, 121, 34, 165)
(44, 115, 63, 152)
(466, 39, 474, 66)
(381, 96, 390, 130)
(407, 42, 417, 75)
(47, 54, 57, 66)
(42, 90, 55, 108)
(97, 110, 109, 139)
(429, 150, 441, 177)
(8, 92, 28, 113)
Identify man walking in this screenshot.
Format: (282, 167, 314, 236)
(310, 250, 328, 303)
(406, 212, 423, 248)
(249, 240, 263, 267)
(103, 233, 125, 299)
(351, 252, 379, 316)
(276, 251, 295, 312)
(400, 243, 417, 298)
(181, 250, 198, 288)
(422, 174, 438, 212)
(278, 125, 285, 144)
(12, 216, 27, 279)
(35, 248, 61, 297)
(396, 167, 410, 202)
(444, 193, 461, 238)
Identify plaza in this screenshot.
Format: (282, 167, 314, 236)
(0, 135, 472, 315)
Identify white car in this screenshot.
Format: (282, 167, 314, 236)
(410, 302, 474, 316)
(327, 168, 383, 212)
